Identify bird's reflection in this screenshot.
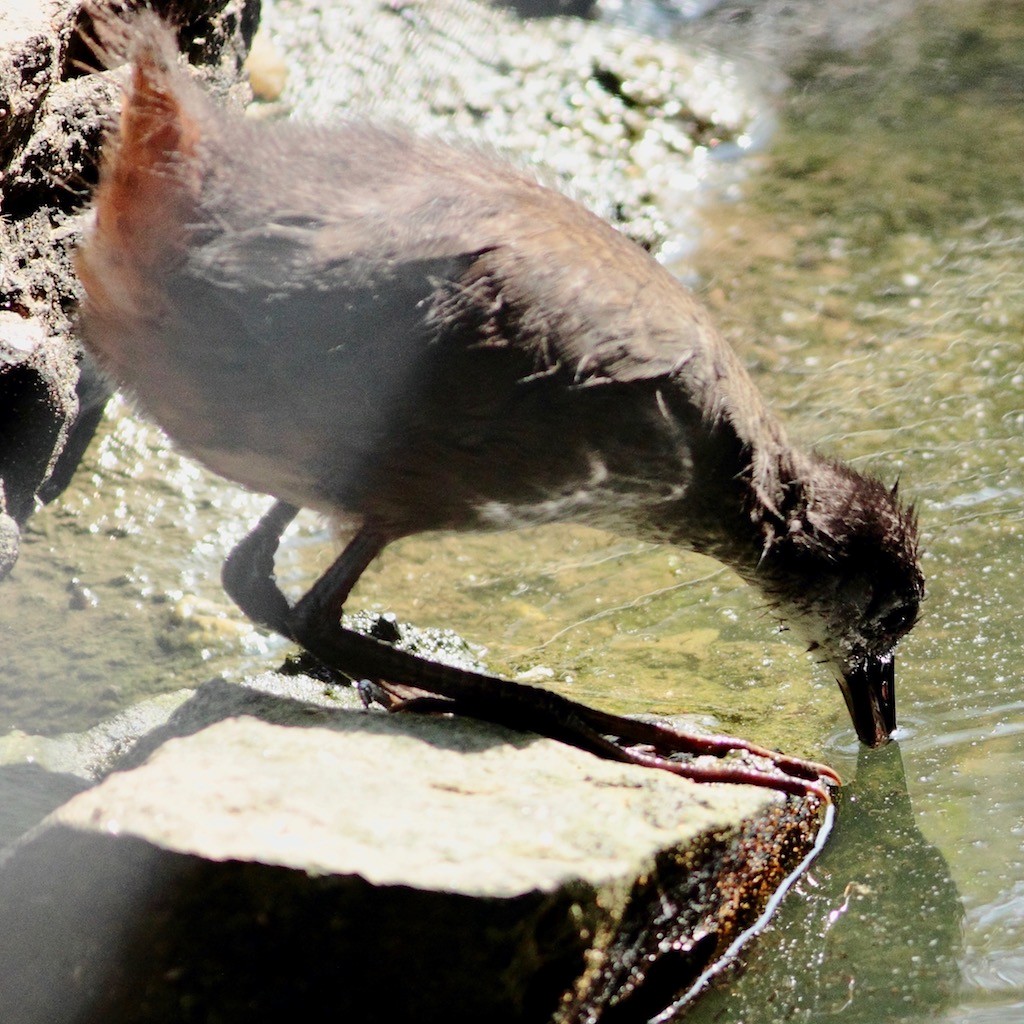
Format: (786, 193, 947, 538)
(685, 741, 963, 1023)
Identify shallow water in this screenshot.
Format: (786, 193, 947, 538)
(1, 0, 1022, 1020)
(682, 3, 1024, 1020)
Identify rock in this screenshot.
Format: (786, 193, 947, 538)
(0, 0, 259, 579)
(0, 296, 79, 529)
(677, 0, 919, 75)
(0, 691, 827, 1023)
(0, 495, 17, 577)
(0, 761, 91, 850)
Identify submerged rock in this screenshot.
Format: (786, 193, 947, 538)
(0, 675, 827, 1023)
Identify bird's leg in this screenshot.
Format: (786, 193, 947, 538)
(571, 706, 841, 786)
(290, 528, 389, 635)
(221, 506, 390, 689)
(221, 501, 299, 635)
(274, 541, 833, 800)
(333, 635, 836, 799)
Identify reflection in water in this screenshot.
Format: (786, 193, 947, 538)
(686, 743, 963, 1023)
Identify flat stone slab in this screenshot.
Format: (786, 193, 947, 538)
(51, 715, 774, 893)
(0, 689, 827, 1023)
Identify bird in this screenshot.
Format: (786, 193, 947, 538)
(75, 15, 923, 798)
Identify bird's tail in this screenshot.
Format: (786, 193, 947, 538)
(77, 10, 204, 315)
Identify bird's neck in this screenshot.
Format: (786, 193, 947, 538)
(631, 370, 804, 581)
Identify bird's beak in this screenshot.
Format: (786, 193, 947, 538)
(838, 653, 896, 747)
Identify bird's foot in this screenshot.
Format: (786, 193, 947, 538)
(608, 735, 836, 802)
(577, 708, 841, 790)
(362, 676, 836, 802)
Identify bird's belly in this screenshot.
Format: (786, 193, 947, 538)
(185, 442, 358, 522)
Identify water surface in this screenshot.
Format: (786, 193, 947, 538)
(682, 4, 1024, 1020)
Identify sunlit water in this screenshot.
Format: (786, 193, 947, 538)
(681, 4, 1024, 1021)
(1, 1, 1021, 1020)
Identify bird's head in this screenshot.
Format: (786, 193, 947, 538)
(753, 461, 923, 747)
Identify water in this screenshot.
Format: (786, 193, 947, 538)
(1, 0, 1022, 1020)
(681, 4, 1024, 1019)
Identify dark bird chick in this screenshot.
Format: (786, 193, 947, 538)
(76, 17, 923, 790)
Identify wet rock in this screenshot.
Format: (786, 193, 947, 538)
(0, 0, 259, 579)
(0, 687, 827, 1023)
(0, 490, 17, 577)
(0, 298, 79, 529)
(0, 762, 91, 850)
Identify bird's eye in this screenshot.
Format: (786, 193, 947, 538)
(864, 585, 918, 638)
(878, 603, 914, 637)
